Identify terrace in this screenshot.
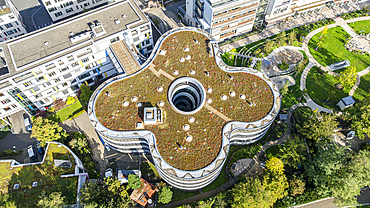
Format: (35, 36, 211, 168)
(94, 31, 274, 171)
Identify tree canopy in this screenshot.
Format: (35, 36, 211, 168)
(349, 97, 370, 139)
(31, 117, 68, 147)
(299, 113, 338, 141)
(126, 174, 142, 190)
(279, 136, 307, 168)
(158, 185, 173, 204)
(338, 66, 357, 90)
(37, 192, 65, 208)
(305, 142, 370, 206)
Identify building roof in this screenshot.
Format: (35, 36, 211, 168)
(342, 96, 355, 106)
(0, 0, 148, 81)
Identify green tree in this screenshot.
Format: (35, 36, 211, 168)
(126, 174, 142, 190)
(350, 100, 370, 139)
(320, 25, 328, 39)
(264, 40, 276, 54)
(295, 59, 307, 75)
(305, 143, 370, 206)
(289, 178, 305, 196)
(31, 117, 68, 147)
(299, 113, 338, 141)
(288, 31, 297, 45)
(280, 80, 290, 96)
(338, 66, 357, 90)
(66, 96, 77, 105)
(79, 84, 94, 110)
(276, 31, 287, 45)
(231, 158, 288, 208)
(158, 186, 173, 204)
(279, 136, 306, 168)
(69, 132, 89, 154)
(37, 192, 65, 208)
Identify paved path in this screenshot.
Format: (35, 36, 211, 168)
(61, 112, 106, 177)
(271, 75, 296, 89)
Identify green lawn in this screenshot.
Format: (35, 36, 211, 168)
(306, 69, 348, 109)
(47, 101, 85, 123)
(308, 26, 370, 72)
(348, 20, 370, 34)
(307, 26, 370, 105)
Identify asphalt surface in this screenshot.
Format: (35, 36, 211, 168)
(12, 0, 53, 32)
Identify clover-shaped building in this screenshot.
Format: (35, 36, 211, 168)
(88, 27, 280, 190)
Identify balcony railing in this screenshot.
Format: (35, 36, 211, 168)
(213, 10, 256, 27)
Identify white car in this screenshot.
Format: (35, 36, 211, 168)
(105, 168, 113, 178)
(347, 131, 355, 140)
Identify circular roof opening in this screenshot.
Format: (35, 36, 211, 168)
(168, 77, 206, 115)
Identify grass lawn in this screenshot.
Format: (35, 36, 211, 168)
(348, 20, 370, 34)
(140, 162, 161, 183)
(308, 26, 370, 72)
(0, 143, 78, 207)
(306, 69, 348, 109)
(47, 101, 85, 123)
(307, 26, 370, 105)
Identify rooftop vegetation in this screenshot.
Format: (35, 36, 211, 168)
(0, 143, 78, 207)
(95, 31, 274, 171)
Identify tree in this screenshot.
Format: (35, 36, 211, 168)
(265, 157, 284, 174)
(295, 59, 307, 75)
(158, 185, 173, 204)
(279, 136, 306, 168)
(338, 66, 357, 90)
(305, 143, 370, 206)
(79, 84, 94, 110)
(31, 117, 68, 147)
(350, 99, 370, 139)
(299, 113, 338, 141)
(126, 174, 142, 190)
(37, 192, 65, 208)
(320, 25, 328, 39)
(231, 158, 288, 208)
(280, 80, 290, 96)
(288, 31, 297, 45)
(289, 178, 305, 196)
(264, 40, 276, 54)
(66, 96, 77, 106)
(276, 31, 287, 45)
(69, 132, 89, 154)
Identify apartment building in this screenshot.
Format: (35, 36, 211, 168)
(0, 0, 153, 120)
(181, 0, 260, 40)
(0, 0, 27, 42)
(264, 0, 363, 26)
(42, 0, 109, 22)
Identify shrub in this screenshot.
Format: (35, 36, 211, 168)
(66, 96, 77, 106)
(53, 99, 65, 110)
(47, 107, 56, 113)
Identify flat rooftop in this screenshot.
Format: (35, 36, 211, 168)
(94, 31, 274, 171)
(0, 0, 148, 81)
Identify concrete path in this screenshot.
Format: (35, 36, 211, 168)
(271, 75, 296, 90)
(61, 112, 106, 177)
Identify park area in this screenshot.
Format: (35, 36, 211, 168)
(307, 23, 370, 108)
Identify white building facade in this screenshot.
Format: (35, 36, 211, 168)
(180, 0, 260, 40)
(42, 0, 109, 22)
(0, 0, 153, 120)
(0, 0, 27, 42)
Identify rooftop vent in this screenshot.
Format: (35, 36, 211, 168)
(69, 31, 92, 44)
(122, 14, 126, 18)
(115, 19, 120, 24)
(44, 41, 49, 46)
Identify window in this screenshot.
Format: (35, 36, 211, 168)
(146, 40, 150, 45)
(54, 78, 61, 83)
(4, 107, 10, 111)
(48, 7, 57, 12)
(54, 11, 63, 17)
(35, 93, 43, 99)
(4, 23, 13, 28)
(23, 81, 32, 87)
(67, 55, 74, 61)
(6, 30, 14, 35)
(59, 66, 69, 72)
(110, 37, 119, 43)
(71, 85, 79, 90)
(0, 92, 4, 97)
(45, 1, 52, 6)
(48, 71, 56, 77)
(8, 15, 14, 19)
(81, 57, 89, 63)
(93, 68, 99, 74)
(11, 104, 17, 108)
(1, 99, 11, 104)
(63, 73, 72, 79)
(133, 37, 139, 42)
(71, 62, 79, 67)
(66, 8, 73, 13)
(36, 76, 45, 82)
(147, 45, 153, 51)
(62, 83, 68, 87)
(44, 98, 50, 103)
(78, 72, 90, 80)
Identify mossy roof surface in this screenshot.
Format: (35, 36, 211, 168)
(95, 31, 273, 171)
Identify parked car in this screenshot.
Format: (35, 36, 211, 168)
(105, 168, 113, 178)
(27, 145, 37, 160)
(23, 116, 32, 132)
